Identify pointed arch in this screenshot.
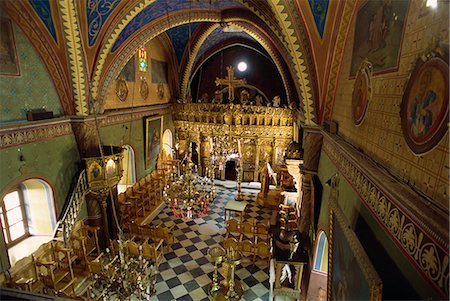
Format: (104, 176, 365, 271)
(313, 230, 328, 273)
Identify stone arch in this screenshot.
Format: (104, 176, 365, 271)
(94, 8, 315, 118)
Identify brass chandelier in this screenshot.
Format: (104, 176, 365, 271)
(163, 149, 214, 220)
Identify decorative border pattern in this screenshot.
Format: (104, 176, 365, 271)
(323, 133, 449, 298)
(86, 0, 121, 47)
(0, 105, 170, 149)
(321, 0, 355, 123)
(0, 122, 72, 149)
(270, 0, 315, 125)
(59, 0, 88, 115)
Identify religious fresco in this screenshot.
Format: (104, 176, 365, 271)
(115, 78, 128, 102)
(120, 56, 136, 82)
(400, 54, 449, 154)
(329, 202, 382, 301)
(145, 115, 163, 170)
(350, 0, 408, 77)
(352, 60, 372, 126)
(0, 17, 20, 76)
(151, 59, 168, 84)
(28, 0, 58, 44)
(86, 0, 121, 46)
(307, 0, 329, 39)
(140, 77, 149, 100)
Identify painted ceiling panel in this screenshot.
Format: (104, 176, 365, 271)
(111, 0, 243, 52)
(308, 0, 329, 39)
(166, 23, 200, 64)
(28, 0, 58, 43)
(87, 0, 121, 46)
(194, 27, 256, 66)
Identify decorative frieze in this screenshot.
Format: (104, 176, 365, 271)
(0, 122, 72, 149)
(323, 132, 449, 298)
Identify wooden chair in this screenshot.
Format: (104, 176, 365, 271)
(239, 221, 254, 242)
(223, 237, 239, 252)
(225, 219, 240, 240)
(239, 239, 255, 262)
(141, 239, 164, 268)
(51, 241, 77, 281)
(34, 254, 76, 295)
(255, 221, 270, 243)
(6, 255, 45, 293)
(254, 241, 271, 265)
(154, 223, 174, 252)
(127, 240, 141, 258)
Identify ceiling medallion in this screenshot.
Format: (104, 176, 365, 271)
(115, 78, 128, 102)
(352, 59, 372, 126)
(140, 77, 149, 100)
(157, 82, 164, 100)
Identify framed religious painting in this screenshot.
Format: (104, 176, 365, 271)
(0, 17, 20, 76)
(350, 0, 408, 77)
(115, 78, 128, 102)
(352, 60, 372, 126)
(145, 115, 163, 170)
(400, 51, 449, 154)
(328, 199, 383, 301)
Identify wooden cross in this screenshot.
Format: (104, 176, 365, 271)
(215, 66, 246, 102)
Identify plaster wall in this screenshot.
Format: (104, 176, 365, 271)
(98, 112, 174, 178)
(331, 0, 449, 209)
(104, 37, 172, 110)
(0, 22, 62, 123)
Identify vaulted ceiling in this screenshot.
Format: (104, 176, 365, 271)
(3, 0, 345, 126)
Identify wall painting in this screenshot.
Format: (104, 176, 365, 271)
(0, 17, 20, 76)
(145, 115, 163, 170)
(400, 52, 448, 154)
(350, 0, 408, 77)
(328, 200, 382, 301)
(151, 59, 168, 84)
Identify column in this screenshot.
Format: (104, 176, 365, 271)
(298, 126, 323, 235)
(253, 139, 261, 181)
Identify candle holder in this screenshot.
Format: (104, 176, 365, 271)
(208, 246, 225, 294)
(225, 248, 241, 299)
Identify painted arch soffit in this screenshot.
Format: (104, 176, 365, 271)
(93, 1, 316, 124)
(180, 21, 294, 104)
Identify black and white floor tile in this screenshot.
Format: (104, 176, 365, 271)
(148, 183, 273, 301)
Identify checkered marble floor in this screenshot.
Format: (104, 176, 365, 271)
(148, 183, 273, 301)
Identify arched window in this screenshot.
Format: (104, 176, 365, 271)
(313, 231, 328, 273)
(1, 179, 56, 266)
(162, 129, 173, 159)
(118, 145, 136, 194)
(139, 46, 147, 72)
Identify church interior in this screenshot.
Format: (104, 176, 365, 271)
(0, 0, 448, 300)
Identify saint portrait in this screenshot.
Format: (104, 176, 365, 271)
(352, 66, 371, 126)
(400, 56, 448, 154)
(0, 17, 20, 76)
(145, 116, 163, 169)
(115, 78, 128, 102)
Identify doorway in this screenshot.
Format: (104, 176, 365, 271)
(225, 160, 237, 180)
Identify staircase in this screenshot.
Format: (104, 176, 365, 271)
(53, 170, 89, 246)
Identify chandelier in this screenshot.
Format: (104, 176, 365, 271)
(94, 236, 158, 300)
(163, 154, 214, 220)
